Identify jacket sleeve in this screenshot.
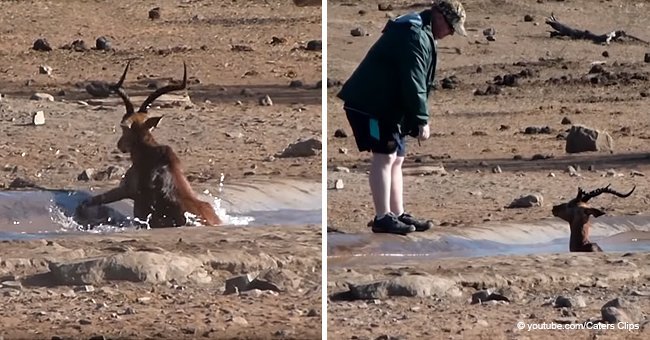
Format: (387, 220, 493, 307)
(398, 36, 429, 127)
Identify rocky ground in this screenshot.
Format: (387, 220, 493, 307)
(0, 0, 322, 339)
(327, 0, 650, 339)
(0, 226, 321, 339)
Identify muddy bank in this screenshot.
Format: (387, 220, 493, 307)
(0, 225, 322, 339)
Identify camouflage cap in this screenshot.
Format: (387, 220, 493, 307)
(433, 0, 467, 37)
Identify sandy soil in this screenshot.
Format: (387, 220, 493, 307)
(0, 0, 322, 339)
(327, 0, 650, 339)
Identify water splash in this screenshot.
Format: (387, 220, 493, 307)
(199, 175, 252, 226)
(47, 203, 136, 234)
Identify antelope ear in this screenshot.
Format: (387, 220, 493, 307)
(144, 116, 163, 131)
(585, 207, 605, 218)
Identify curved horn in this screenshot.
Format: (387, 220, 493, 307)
(581, 184, 636, 202)
(137, 61, 187, 113)
(110, 61, 135, 116)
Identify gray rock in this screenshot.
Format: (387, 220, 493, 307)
(259, 95, 273, 106)
(351, 27, 367, 37)
(334, 179, 344, 190)
(32, 38, 52, 51)
(224, 273, 256, 295)
(95, 36, 112, 51)
(565, 125, 613, 153)
(601, 298, 642, 323)
(85, 81, 112, 98)
(278, 137, 322, 158)
(471, 290, 491, 304)
(30, 92, 54, 101)
(228, 316, 248, 326)
(507, 194, 543, 208)
(1, 280, 22, 290)
(77, 168, 95, 181)
(47, 251, 208, 285)
(554, 295, 586, 308)
(305, 40, 322, 51)
(38, 65, 52, 75)
(343, 275, 458, 300)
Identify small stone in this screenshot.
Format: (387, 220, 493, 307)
(307, 308, 318, 317)
(483, 28, 496, 37)
(73, 285, 94, 293)
(228, 316, 248, 326)
(33, 38, 52, 51)
(289, 80, 303, 88)
(306, 40, 322, 51)
(224, 273, 256, 295)
(631, 170, 645, 177)
(567, 165, 579, 177)
(77, 169, 95, 181)
(475, 319, 489, 327)
(39, 65, 52, 75)
(644, 53, 650, 63)
(136, 297, 151, 304)
(377, 3, 393, 11)
(334, 166, 350, 173)
(471, 290, 491, 304)
(602, 51, 609, 58)
(334, 179, 344, 190)
(561, 117, 572, 125)
(334, 129, 348, 138)
(259, 95, 273, 106)
(524, 14, 534, 22)
(1, 281, 22, 290)
(492, 166, 502, 174)
(95, 36, 112, 51)
(32, 111, 45, 126)
(339, 147, 348, 154)
(30, 93, 54, 101)
(351, 27, 366, 37)
(78, 319, 92, 325)
(507, 194, 543, 208)
(149, 7, 161, 20)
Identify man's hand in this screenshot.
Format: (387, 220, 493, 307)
(418, 124, 430, 141)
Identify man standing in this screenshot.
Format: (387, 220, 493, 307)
(337, 0, 467, 234)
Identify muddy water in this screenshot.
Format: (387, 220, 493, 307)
(328, 216, 650, 267)
(0, 178, 321, 240)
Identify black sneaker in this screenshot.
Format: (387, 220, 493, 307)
(398, 213, 434, 232)
(371, 213, 416, 235)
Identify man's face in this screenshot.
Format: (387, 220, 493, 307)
(431, 8, 454, 39)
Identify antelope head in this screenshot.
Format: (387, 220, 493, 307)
(552, 184, 635, 225)
(109, 61, 187, 153)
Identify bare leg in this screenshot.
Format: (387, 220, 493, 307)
(390, 156, 405, 216)
(369, 152, 396, 217)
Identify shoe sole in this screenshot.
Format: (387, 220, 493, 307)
(371, 226, 416, 235)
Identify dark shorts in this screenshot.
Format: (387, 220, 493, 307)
(345, 107, 406, 157)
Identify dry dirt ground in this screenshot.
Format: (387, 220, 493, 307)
(0, 0, 322, 339)
(327, 0, 650, 339)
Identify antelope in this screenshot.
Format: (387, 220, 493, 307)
(75, 61, 223, 228)
(551, 184, 635, 252)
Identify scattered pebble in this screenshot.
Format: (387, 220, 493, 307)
(32, 111, 45, 126)
(351, 27, 367, 37)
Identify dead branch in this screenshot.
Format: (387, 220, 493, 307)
(545, 14, 649, 46)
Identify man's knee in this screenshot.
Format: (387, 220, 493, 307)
(393, 156, 405, 167)
(372, 151, 398, 165)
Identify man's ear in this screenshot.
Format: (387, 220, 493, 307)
(585, 207, 606, 218)
(144, 116, 163, 131)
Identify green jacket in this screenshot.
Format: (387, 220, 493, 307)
(337, 10, 437, 137)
